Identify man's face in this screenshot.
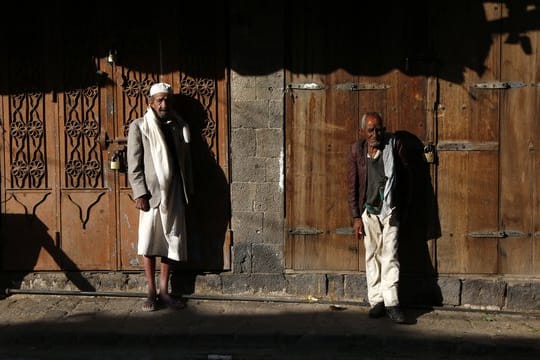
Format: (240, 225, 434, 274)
(149, 93, 171, 119)
(364, 116, 385, 148)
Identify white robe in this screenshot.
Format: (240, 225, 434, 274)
(137, 108, 187, 261)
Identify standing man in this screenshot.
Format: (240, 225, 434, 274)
(127, 82, 193, 312)
(348, 112, 410, 324)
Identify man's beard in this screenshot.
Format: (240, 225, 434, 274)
(157, 110, 168, 119)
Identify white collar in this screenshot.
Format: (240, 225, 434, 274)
(368, 149, 381, 159)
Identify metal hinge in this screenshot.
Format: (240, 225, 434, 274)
(288, 227, 323, 236)
(287, 82, 390, 91)
(335, 82, 390, 91)
(287, 82, 326, 90)
(335, 227, 354, 235)
(436, 141, 499, 152)
(468, 230, 527, 238)
(471, 81, 526, 89)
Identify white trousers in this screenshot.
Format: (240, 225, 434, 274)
(361, 208, 400, 307)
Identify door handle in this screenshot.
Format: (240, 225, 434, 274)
(99, 132, 127, 150)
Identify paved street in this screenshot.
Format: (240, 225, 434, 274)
(1, 294, 539, 359)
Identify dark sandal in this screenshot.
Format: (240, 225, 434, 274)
(160, 297, 185, 310)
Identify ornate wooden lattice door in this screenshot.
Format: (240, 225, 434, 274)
(112, 64, 230, 271)
(1, 81, 117, 270)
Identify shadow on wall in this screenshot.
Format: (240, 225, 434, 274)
(0, 214, 96, 294)
(1, 1, 539, 94)
(236, 0, 538, 82)
(394, 131, 443, 307)
(0, 1, 227, 94)
(170, 94, 231, 294)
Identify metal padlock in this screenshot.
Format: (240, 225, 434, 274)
(424, 144, 435, 163)
(110, 152, 120, 170)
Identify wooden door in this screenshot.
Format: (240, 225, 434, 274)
(1, 68, 117, 271)
(285, 2, 429, 271)
(434, 2, 540, 275)
(113, 63, 230, 271)
(434, 2, 502, 274)
(107, 2, 230, 271)
(285, 70, 362, 271)
(1, 3, 230, 272)
(498, 3, 539, 274)
(0, 89, 64, 270)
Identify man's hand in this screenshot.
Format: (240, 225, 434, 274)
(353, 218, 364, 240)
(135, 196, 150, 212)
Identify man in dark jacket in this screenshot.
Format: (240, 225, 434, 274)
(348, 112, 411, 324)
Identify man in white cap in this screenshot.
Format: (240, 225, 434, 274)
(127, 82, 194, 311)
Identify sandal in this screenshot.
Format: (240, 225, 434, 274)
(159, 295, 185, 310)
(142, 298, 157, 312)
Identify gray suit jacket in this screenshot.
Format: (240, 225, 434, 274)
(127, 111, 194, 208)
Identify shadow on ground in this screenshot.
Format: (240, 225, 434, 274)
(0, 296, 538, 360)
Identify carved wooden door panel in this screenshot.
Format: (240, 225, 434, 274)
(110, 68, 158, 271)
(109, 2, 230, 271)
(1, 76, 116, 270)
(110, 58, 230, 271)
(59, 82, 117, 270)
(1, 91, 62, 270)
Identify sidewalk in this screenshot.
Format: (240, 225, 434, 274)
(1, 293, 539, 359)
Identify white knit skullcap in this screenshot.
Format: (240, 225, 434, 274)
(149, 82, 172, 96)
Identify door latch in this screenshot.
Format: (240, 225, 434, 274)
(99, 132, 127, 150)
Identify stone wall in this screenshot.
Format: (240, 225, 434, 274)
(229, 1, 286, 276)
(2, 272, 539, 312)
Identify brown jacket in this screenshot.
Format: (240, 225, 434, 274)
(348, 134, 410, 220)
